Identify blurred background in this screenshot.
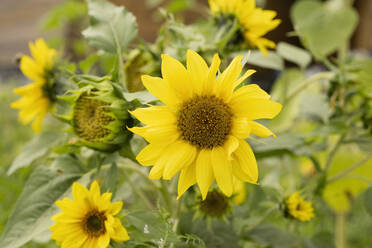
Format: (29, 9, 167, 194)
(0, 0, 371, 246)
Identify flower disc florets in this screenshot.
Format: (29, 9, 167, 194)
(59, 78, 135, 152)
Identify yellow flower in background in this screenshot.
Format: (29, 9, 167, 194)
(286, 192, 315, 222)
(50, 181, 130, 248)
(209, 0, 281, 54)
(129, 50, 282, 200)
(10, 39, 57, 133)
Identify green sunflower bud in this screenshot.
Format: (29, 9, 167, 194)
(193, 189, 232, 221)
(59, 77, 136, 152)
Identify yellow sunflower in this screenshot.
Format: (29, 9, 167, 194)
(10, 38, 57, 133)
(209, 0, 281, 54)
(129, 50, 282, 200)
(50, 181, 130, 248)
(285, 192, 315, 222)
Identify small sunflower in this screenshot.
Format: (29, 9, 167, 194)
(209, 0, 281, 54)
(285, 192, 315, 222)
(11, 39, 57, 133)
(50, 181, 130, 248)
(129, 50, 282, 200)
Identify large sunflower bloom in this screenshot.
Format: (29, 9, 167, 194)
(209, 0, 281, 54)
(50, 181, 130, 248)
(10, 39, 57, 133)
(129, 50, 282, 199)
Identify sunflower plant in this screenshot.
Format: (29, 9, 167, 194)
(2, 0, 372, 247)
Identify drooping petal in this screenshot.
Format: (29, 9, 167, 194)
(233, 140, 258, 183)
(177, 162, 197, 198)
(249, 120, 275, 138)
(196, 149, 214, 200)
(136, 143, 167, 166)
(162, 141, 197, 180)
(211, 146, 233, 196)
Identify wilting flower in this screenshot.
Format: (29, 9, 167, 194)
(11, 39, 57, 132)
(209, 0, 281, 54)
(129, 50, 282, 199)
(198, 189, 231, 218)
(285, 192, 315, 222)
(50, 181, 130, 248)
(59, 78, 135, 152)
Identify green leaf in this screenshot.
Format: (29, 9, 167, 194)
(277, 42, 311, 68)
(82, 0, 138, 53)
(8, 131, 61, 175)
(243, 223, 299, 248)
(241, 51, 284, 70)
(291, 0, 358, 59)
(364, 187, 372, 217)
(0, 165, 85, 248)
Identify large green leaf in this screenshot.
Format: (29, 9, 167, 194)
(364, 187, 372, 217)
(82, 0, 138, 53)
(291, 0, 358, 59)
(241, 51, 284, 70)
(7, 131, 61, 175)
(0, 163, 87, 248)
(277, 42, 311, 69)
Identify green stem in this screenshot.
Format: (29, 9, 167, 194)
(110, 22, 127, 91)
(335, 213, 346, 248)
(325, 134, 346, 173)
(285, 72, 335, 104)
(217, 18, 240, 51)
(118, 162, 160, 189)
(327, 153, 372, 183)
(121, 167, 154, 210)
(160, 180, 174, 215)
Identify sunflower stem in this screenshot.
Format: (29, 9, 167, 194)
(335, 213, 346, 248)
(324, 134, 346, 173)
(217, 18, 240, 52)
(285, 72, 335, 104)
(160, 180, 174, 216)
(121, 166, 155, 210)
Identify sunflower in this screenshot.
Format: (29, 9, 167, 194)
(209, 0, 281, 54)
(285, 192, 315, 222)
(129, 50, 282, 200)
(10, 39, 57, 133)
(50, 181, 130, 248)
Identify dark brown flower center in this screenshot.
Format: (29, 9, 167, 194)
(73, 94, 114, 142)
(177, 95, 233, 149)
(199, 190, 229, 217)
(83, 211, 107, 236)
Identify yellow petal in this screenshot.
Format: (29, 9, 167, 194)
(203, 53, 221, 95)
(19, 56, 44, 82)
(106, 217, 130, 242)
(216, 56, 242, 102)
(136, 143, 167, 166)
(211, 146, 233, 196)
(130, 106, 176, 126)
(163, 141, 197, 180)
(186, 50, 209, 95)
(196, 149, 214, 200)
(96, 233, 110, 248)
(231, 97, 282, 120)
(141, 75, 180, 108)
(249, 120, 276, 137)
(72, 182, 89, 203)
(13, 81, 44, 96)
(128, 125, 179, 144)
(231, 117, 251, 139)
(149, 163, 165, 180)
(177, 163, 197, 199)
(233, 140, 258, 182)
(224, 135, 239, 159)
(161, 54, 193, 100)
(231, 84, 270, 100)
(108, 201, 123, 215)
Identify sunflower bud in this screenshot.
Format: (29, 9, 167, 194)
(59, 78, 135, 152)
